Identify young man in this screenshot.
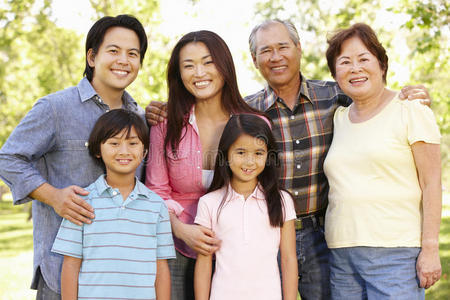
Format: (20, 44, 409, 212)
(0, 15, 147, 299)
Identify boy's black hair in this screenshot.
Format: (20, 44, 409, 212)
(208, 114, 286, 227)
(88, 109, 149, 168)
(83, 14, 148, 81)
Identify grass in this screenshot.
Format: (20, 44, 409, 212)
(1, 195, 449, 299)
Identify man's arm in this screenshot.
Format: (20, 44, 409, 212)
(61, 255, 81, 300)
(0, 98, 94, 224)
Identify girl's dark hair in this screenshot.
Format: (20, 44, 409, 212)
(208, 114, 285, 227)
(88, 109, 149, 168)
(164, 30, 258, 155)
(84, 14, 148, 82)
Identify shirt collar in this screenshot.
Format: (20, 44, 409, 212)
(226, 183, 265, 202)
(76, 77, 139, 109)
(264, 73, 313, 109)
(93, 174, 150, 199)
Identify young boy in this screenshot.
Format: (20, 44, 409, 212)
(52, 109, 175, 300)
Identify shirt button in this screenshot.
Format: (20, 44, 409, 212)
(197, 150, 200, 154)
(197, 166, 200, 169)
(290, 116, 295, 120)
(112, 191, 117, 196)
(121, 206, 125, 209)
(294, 191, 299, 196)
(296, 140, 300, 144)
(106, 109, 110, 112)
(296, 164, 301, 169)
(84, 142, 89, 147)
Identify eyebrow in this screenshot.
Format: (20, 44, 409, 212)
(182, 54, 212, 63)
(337, 52, 370, 61)
(258, 42, 290, 51)
(105, 44, 140, 52)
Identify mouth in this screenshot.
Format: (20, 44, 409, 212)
(271, 66, 287, 72)
(117, 159, 132, 165)
(111, 69, 129, 76)
(241, 168, 255, 175)
(194, 80, 211, 88)
(349, 77, 368, 84)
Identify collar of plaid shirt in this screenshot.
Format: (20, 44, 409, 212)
(244, 73, 351, 216)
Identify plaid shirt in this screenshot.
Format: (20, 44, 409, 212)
(245, 74, 351, 216)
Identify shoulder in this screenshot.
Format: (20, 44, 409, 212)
(199, 187, 226, 204)
(244, 89, 266, 108)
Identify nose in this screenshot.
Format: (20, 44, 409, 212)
(194, 64, 205, 77)
(269, 49, 282, 62)
(117, 52, 129, 65)
(350, 61, 362, 73)
(118, 143, 130, 154)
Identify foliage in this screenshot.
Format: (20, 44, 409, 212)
(0, 0, 170, 146)
(252, 0, 450, 183)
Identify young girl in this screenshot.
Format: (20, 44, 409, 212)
(194, 114, 298, 300)
(52, 109, 175, 300)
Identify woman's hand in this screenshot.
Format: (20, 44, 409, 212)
(170, 213, 220, 256)
(416, 245, 441, 289)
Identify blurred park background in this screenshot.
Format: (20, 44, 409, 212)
(0, 0, 449, 299)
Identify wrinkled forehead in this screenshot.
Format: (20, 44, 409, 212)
(255, 22, 293, 48)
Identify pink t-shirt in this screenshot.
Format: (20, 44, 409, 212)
(195, 185, 296, 300)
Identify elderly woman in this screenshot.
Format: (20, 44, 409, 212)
(323, 23, 442, 299)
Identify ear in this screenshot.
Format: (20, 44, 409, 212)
(296, 42, 302, 56)
(143, 149, 148, 156)
(87, 48, 96, 67)
(251, 53, 259, 69)
(95, 153, 101, 158)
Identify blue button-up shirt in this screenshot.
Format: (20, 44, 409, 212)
(0, 77, 145, 293)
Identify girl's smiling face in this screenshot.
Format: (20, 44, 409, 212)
(228, 133, 268, 191)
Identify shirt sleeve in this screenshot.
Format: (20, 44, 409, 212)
(145, 123, 185, 216)
(0, 98, 56, 204)
(51, 218, 83, 259)
(156, 201, 176, 259)
(406, 100, 441, 145)
(194, 195, 213, 229)
(281, 191, 296, 222)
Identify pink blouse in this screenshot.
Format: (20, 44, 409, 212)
(145, 110, 207, 258)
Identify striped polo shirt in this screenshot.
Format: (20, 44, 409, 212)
(52, 175, 175, 300)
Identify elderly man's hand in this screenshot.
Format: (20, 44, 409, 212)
(145, 101, 168, 126)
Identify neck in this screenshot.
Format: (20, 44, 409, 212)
(270, 73, 301, 110)
(195, 94, 229, 121)
(105, 173, 135, 201)
(230, 178, 258, 200)
(91, 79, 124, 109)
(351, 88, 396, 121)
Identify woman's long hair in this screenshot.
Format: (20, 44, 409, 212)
(208, 114, 285, 227)
(164, 30, 258, 155)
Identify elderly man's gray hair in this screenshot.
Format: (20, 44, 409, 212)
(248, 19, 300, 57)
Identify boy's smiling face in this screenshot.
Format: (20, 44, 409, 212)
(99, 126, 145, 180)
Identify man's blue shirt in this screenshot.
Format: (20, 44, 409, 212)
(0, 77, 145, 293)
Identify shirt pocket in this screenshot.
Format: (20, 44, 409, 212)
(57, 139, 100, 186)
(166, 148, 193, 181)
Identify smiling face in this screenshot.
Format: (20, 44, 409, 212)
(179, 42, 225, 102)
(88, 26, 141, 96)
(334, 36, 386, 101)
(252, 22, 302, 91)
(228, 133, 268, 192)
(99, 126, 145, 181)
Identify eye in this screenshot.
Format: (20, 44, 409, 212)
(109, 142, 119, 146)
(129, 52, 139, 58)
(360, 58, 369, 62)
(256, 151, 264, 156)
(108, 49, 118, 54)
(183, 64, 194, 69)
(205, 60, 214, 65)
(340, 60, 350, 65)
(236, 150, 245, 155)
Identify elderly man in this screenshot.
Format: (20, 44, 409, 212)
(145, 19, 430, 300)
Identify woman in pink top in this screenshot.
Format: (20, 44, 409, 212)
(194, 114, 297, 300)
(145, 31, 259, 300)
